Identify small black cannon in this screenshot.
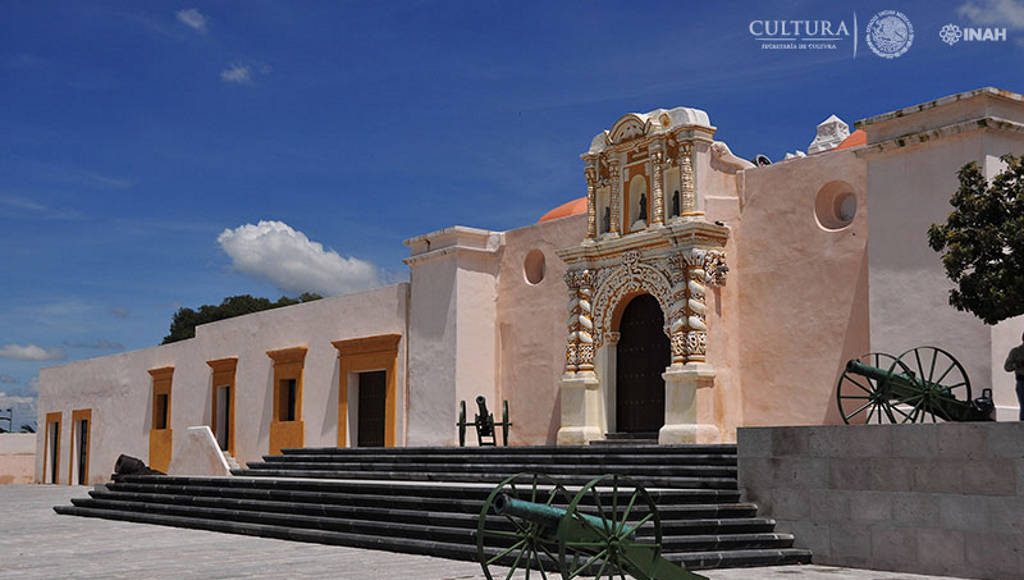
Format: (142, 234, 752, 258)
(476, 473, 705, 579)
(837, 346, 995, 424)
(457, 395, 511, 447)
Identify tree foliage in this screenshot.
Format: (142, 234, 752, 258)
(927, 154, 1024, 325)
(162, 293, 322, 344)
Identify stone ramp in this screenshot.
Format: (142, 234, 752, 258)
(54, 444, 811, 571)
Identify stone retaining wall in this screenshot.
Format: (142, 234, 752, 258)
(738, 423, 1024, 579)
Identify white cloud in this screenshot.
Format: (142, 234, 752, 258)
(218, 220, 381, 296)
(0, 343, 66, 361)
(0, 391, 34, 406)
(176, 8, 208, 33)
(220, 64, 252, 84)
(959, 0, 1024, 29)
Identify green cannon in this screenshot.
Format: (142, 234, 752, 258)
(837, 346, 995, 424)
(476, 473, 706, 579)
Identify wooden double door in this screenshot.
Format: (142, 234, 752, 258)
(615, 294, 669, 433)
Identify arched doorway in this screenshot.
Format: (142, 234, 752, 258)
(615, 294, 669, 433)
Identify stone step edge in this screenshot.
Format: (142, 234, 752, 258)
(54, 505, 807, 570)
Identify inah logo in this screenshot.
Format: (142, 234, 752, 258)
(939, 23, 1007, 46)
(866, 10, 914, 59)
(940, 24, 962, 46)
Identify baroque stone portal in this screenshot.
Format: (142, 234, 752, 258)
(556, 106, 736, 445)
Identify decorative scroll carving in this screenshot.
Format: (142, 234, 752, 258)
(702, 250, 729, 287)
(590, 252, 673, 348)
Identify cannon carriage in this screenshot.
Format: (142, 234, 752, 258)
(837, 346, 994, 424)
(476, 473, 705, 580)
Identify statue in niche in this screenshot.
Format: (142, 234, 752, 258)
(638, 193, 647, 222)
(602, 206, 611, 233)
(672, 190, 680, 217)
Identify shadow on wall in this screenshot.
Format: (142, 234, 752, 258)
(322, 362, 340, 444)
(823, 251, 871, 426)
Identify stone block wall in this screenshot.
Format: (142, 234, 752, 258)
(738, 423, 1024, 579)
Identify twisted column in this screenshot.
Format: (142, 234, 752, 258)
(563, 269, 594, 374)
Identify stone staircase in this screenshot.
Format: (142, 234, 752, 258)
(54, 445, 811, 571)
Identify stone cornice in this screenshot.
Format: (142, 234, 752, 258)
(403, 226, 504, 266)
(557, 220, 729, 265)
(855, 87, 1024, 129)
(855, 116, 1024, 158)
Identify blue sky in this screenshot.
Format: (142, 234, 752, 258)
(1, 0, 1023, 427)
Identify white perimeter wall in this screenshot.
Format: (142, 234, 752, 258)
(36, 284, 408, 484)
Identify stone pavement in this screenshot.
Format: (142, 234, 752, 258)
(0, 486, 964, 579)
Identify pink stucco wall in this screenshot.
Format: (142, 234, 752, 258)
(736, 149, 870, 427)
(496, 214, 587, 445)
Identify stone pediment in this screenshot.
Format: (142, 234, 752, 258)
(586, 107, 714, 155)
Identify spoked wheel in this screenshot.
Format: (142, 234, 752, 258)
(838, 352, 920, 424)
(558, 474, 662, 579)
(477, 473, 568, 580)
(897, 346, 972, 423)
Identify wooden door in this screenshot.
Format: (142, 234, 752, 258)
(357, 371, 387, 447)
(615, 294, 669, 433)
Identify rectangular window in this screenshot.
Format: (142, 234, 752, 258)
(154, 394, 169, 429)
(279, 379, 297, 422)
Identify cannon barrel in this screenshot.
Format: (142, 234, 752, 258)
(846, 359, 927, 390)
(493, 494, 608, 532)
(475, 395, 490, 416)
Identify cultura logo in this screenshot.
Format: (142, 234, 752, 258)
(940, 24, 962, 46)
(939, 22, 1007, 46)
(866, 10, 914, 59)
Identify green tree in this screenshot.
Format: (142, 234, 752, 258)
(162, 293, 322, 344)
(927, 154, 1024, 325)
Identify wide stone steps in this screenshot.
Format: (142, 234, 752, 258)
(54, 445, 812, 571)
(54, 504, 810, 570)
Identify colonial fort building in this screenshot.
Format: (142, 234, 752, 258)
(36, 87, 1024, 485)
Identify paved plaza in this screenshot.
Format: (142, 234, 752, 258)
(0, 486, 963, 579)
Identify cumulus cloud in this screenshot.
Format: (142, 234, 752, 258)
(0, 343, 66, 361)
(959, 0, 1024, 28)
(220, 64, 251, 84)
(218, 220, 381, 296)
(176, 8, 208, 33)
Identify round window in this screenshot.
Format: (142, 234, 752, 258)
(814, 181, 858, 231)
(523, 249, 546, 285)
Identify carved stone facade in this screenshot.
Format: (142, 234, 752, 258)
(557, 106, 733, 446)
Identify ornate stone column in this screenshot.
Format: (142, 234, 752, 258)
(557, 266, 602, 445)
(683, 249, 708, 364)
(678, 142, 698, 216)
(608, 158, 622, 235)
(659, 246, 728, 445)
(584, 161, 597, 239)
(649, 143, 666, 225)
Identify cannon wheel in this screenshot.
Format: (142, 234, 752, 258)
(501, 400, 510, 447)
(477, 473, 568, 579)
(558, 474, 662, 579)
(458, 400, 467, 447)
(838, 352, 921, 424)
(897, 346, 972, 423)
